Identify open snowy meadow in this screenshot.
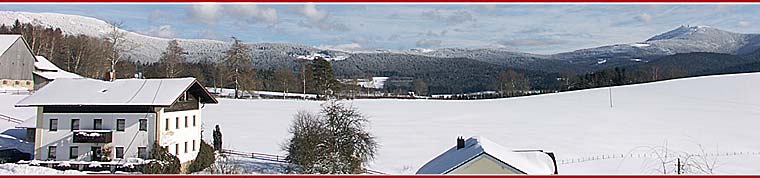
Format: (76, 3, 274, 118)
(2, 72, 760, 174)
(200, 72, 760, 174)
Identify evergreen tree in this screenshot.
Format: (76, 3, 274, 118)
(310, 57, 336, 99)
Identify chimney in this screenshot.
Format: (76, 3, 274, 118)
(456, 136, 465, 150)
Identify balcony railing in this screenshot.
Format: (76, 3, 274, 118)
(72, 130, 113, 143)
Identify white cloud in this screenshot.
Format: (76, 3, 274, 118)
(186, 3, 222, 25)
(415, 39, 442, 48)
(295, 4, 328, 24)
(739, 21, 751, 27)
(143, 25, 175, 38)
(421, 9, 475, 25)
(635, 13, 653, 23)
(198, 29, 220, 40)
(149, 10, 170, 22)
(186, 4, 278, 25)
(227, 5, 278, 25)
(293, 4, 348, 32)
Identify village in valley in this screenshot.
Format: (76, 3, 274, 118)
(1, 3, 760, 175)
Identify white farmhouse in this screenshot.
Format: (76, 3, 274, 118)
(416, 136, 558, 175)
(15, 77, 217, 168)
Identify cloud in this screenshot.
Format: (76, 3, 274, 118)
(149, 10, 170, 22)
(421, 9, 475, 25)
(497, 38, 567, 47)
(198, 29, 220, 40)
(186, 3, 222, 25)
(143, 25, 175, 38)
(421, 30, 448, 37)
(739, 21, 751, 27)
(415, 39, 442, 48)
(293, 4, 348, 32)
(227, 5, 278, 25)
(635, 13, 653, 23)
(185, 4, 278, 25)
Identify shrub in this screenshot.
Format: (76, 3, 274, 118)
(283, 100, 378, 174)
(187, 140, 215, 173)
(142, 142, 181, 174)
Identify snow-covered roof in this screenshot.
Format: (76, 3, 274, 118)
(416, 136, 556, 175)
(0, 35, 21, 56)
(16, 77, 218, 107)
(33, 56, 60, 71)
(33, 56, 83, 80)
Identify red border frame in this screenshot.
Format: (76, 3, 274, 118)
(3, 0, 760, 2)
(2, 0, 759, 177)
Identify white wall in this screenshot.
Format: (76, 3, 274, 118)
(35, 112, 156, 161)
(158, 108, 202, 163)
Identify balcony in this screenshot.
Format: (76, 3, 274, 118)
(73, 130, 113, 143)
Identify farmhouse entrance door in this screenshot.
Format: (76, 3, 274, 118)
(91, 146, 104, 161)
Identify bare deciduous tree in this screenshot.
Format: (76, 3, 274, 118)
(158, 39, 187, 78)
(103, 21, 139, 79)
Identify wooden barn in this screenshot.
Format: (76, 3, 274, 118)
(0, 34, 35, 91)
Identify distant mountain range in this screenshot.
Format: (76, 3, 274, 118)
(3, 11, 760, 93)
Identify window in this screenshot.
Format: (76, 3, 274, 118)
(193, 115, 196, 127)
(116, 119, 125, 131)
(175, 144, 179, 155)
(48, 146, 56, 160)
(192, 140, 196, 151)
(49, 119, 58, 131)
(70, 146, 78, 159)
(26, 81, 31, 85)
(71, 119, 79, 131)
(165, 118, 169, 131)
(14, 81, 19, 85)
(139, 119, 147, 131)
(137, 147, 148, 159)
(2, 81, 6, 85)
(115, 147, 124, 159)
(184, 116, 188, 128)
(93, 119, 103, 130)
(175, 117, 179, 129)
(184, 142, 188, 153)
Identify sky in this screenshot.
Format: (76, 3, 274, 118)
(0, 3, 758, 54)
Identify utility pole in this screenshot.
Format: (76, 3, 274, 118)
(609, 87, 613, 108)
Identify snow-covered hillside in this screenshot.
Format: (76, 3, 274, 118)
(0, 11, 339, 66)
(200, 72, 760, 174)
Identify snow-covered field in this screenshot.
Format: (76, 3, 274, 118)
(2, 72, 760, 174)
(201, 72, 760, 174)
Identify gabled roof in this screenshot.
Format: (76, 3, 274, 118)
(16, 77, 218, 107)
(33, 56, 83, 80)
(0, 35, 22, 56)
(416, 136, 556, 175)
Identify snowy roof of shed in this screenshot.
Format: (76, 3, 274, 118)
(33, 56, 82, 80)
(416, 136, 556, 175)
(0, 35, 21, 56)
(16, 77, 218, 107)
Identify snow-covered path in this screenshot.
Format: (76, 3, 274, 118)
(202, 73, 760, 174)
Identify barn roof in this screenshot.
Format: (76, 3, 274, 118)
(416, 136, 556, 175)
(16, 77, 218, 107)
(0, 35, 21, 56)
